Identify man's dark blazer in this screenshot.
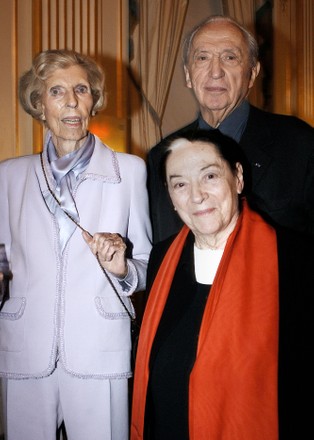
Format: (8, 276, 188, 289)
(147, 104, 314, 243)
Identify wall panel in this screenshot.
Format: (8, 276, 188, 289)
(273, 0, 313, 125)
(0, 0, 128, 161)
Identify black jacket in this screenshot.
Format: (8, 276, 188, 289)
(148, 105, 314, 243)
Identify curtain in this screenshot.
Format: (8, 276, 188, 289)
(222, 0, 268, 107)
(222, 0, 257, 32)
(129, 0, 189, 153)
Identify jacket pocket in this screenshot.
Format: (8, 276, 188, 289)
(0, 297, 26, 352)
(95, 296, 134, 320)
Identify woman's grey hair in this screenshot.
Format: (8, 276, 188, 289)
(19, 49, 106, 122)
(182, 15, 259, 68)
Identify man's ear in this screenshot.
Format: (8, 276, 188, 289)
(184, 65, 192, 89)
(248, 61, 261, 89)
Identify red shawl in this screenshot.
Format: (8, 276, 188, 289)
(131, 201, 279, 439)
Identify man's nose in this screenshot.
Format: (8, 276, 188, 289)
(208, 55, 225, 79)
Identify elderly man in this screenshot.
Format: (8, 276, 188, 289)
(148, 15, 314, 243)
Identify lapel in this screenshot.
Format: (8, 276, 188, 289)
(83, 135, 121, 184)
(240, 105, 274, 189)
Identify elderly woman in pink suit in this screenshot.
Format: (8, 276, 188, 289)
(0, 49, 152, 440)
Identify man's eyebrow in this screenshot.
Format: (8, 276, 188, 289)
(193, 47, 242, 54)
(169, 173, 182, 180)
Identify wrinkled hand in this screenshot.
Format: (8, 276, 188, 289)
(82, 231, 128, 278)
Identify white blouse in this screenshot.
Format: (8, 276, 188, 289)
(194, 245, 224, 284)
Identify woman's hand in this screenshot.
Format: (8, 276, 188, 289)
(82, 231, 128, 278)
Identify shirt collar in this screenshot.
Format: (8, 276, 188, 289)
(198, 100, 250, 142)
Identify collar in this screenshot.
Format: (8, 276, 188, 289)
(198, 100, 250, 142)
(42, 130, 122, 185)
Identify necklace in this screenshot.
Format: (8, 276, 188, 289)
(40, 152, 87, 235)
(40, 152, 136, 322)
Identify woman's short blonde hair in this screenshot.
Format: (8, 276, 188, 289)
(19, 49, 106, 122)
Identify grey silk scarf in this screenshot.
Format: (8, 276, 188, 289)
(44, 131, 95, 252)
